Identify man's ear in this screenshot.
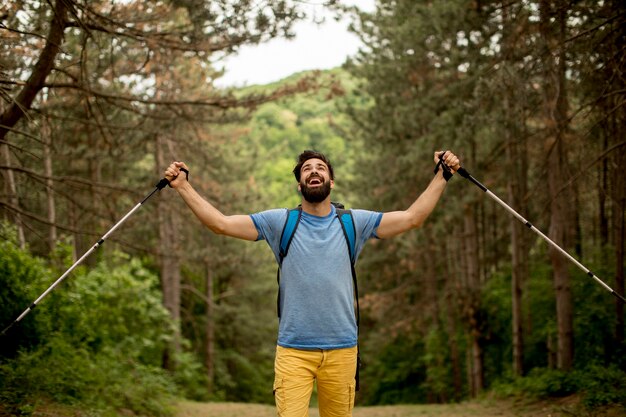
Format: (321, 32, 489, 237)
(330, 180, 335, 189)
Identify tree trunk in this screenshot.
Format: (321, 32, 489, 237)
(507, 137, 528, 377)
(463, 203, 483, 396)
(445, 236, 463, 400)
(599, 133, 609, 248)
(616, 197, 625, 345)
(156, 134, 182, 370)
(501, 59, 529, 376)
(547, 332, 557, 369)
(445, 291, 462, 400)
(613, 136, 625, 345)
(0, 139, 26, 247)
(43, 117, 57, 251)
(424, 227, 440, 324)
(0, 93, 25, 246)
(597, 0, 626, 352)
(547, 84, 575, 373)
(205, 258, 215, 393)
(503, 89, 529, 377)
(539, 0, 575, 371)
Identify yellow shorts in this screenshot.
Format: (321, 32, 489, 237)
(273, 345, 357, 417)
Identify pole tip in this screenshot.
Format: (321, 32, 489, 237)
(1, 322, 15, 337)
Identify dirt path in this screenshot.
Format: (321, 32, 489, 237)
(175, 396, 623, 417)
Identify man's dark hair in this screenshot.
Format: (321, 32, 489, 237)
(293, 150, 335, 182)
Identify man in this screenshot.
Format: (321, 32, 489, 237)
(164, 149, 460, 417)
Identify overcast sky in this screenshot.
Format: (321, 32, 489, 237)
(215, 1, 375, 87)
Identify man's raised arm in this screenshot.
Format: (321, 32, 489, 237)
(376, 151, 460, 239)
(164, 161, 258, 241)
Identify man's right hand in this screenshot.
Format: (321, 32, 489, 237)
(164, 161, 189, 189)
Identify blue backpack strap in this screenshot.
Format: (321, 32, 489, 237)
(276, 207, 302, 318)
(335, 208, 356, 264)
(279, 207, 302, 264)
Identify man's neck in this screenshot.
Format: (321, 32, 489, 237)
(300, 199, 332, 217)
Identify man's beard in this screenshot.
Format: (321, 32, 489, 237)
(300, 179, 331, 203)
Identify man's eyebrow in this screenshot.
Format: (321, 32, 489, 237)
(303, 162, 327, 169)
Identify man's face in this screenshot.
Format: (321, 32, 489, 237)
(298, 158, 334, 203)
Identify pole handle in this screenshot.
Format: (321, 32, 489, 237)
(156, 178, 170, 190)
(435, 152, 453, 181)
(457, 167, 470, 178)
(156, 167, 189, 190)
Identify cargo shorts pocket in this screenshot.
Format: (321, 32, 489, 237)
(273, 377, 286, 415)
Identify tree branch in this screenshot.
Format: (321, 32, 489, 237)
(0, 0, 68, 141)
(43, 72, 324, 109)
(0, 164, 138, 194)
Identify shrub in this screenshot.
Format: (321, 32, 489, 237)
(0, 232, 184, 416)
(577, 365, 626, 408)
(492, 365, 626, 410)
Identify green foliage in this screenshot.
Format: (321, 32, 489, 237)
(217, 348, 274, 404)
(44, 253, 175, 359)
(4, 0, 625, 411)
(478, 259, 559, 381)
(522, 260, 558, 370)
(343, 0, 626, 405)
(569, 254, 623, 368)
(492, 366, 626, 409)
(361, 334, 428, 405)
(170, 350, 211, 401)
(422, 327, 458, 402)
(210, 251, 277, 404)
(236, 70, 359, 208)
(481, 267, 514, 382)
(523, 368, 579, 398)
(0, 224, 49, 358)
(0, 338, 177, 416)
(578, 365, 626, 408)
(0, 231, 191, 416)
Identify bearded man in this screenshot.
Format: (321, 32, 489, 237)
(164, 149, 460, 417)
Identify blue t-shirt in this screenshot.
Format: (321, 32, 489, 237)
(250, 205, 382, 349)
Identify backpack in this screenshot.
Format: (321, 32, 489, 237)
(276, 202, 362, 390)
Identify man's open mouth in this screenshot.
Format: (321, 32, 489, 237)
(307, 177, 323, 186)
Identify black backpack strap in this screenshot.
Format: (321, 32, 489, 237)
(276, 207, 302, 318)
(336, 208, 362, 391)
(335, 208, 358, 323)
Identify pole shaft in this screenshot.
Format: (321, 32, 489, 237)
(459, 168, 625, 303)
(2, 182, 167, 336)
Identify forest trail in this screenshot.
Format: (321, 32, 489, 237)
(175, 395, 622, 417)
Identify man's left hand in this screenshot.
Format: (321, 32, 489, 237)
(434, 151, 461, 173)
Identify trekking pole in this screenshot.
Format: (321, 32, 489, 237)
(0, 169, 187, 336)
(446, 159, 625, 304)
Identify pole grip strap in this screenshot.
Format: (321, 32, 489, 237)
(434, 153, 453, 181)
